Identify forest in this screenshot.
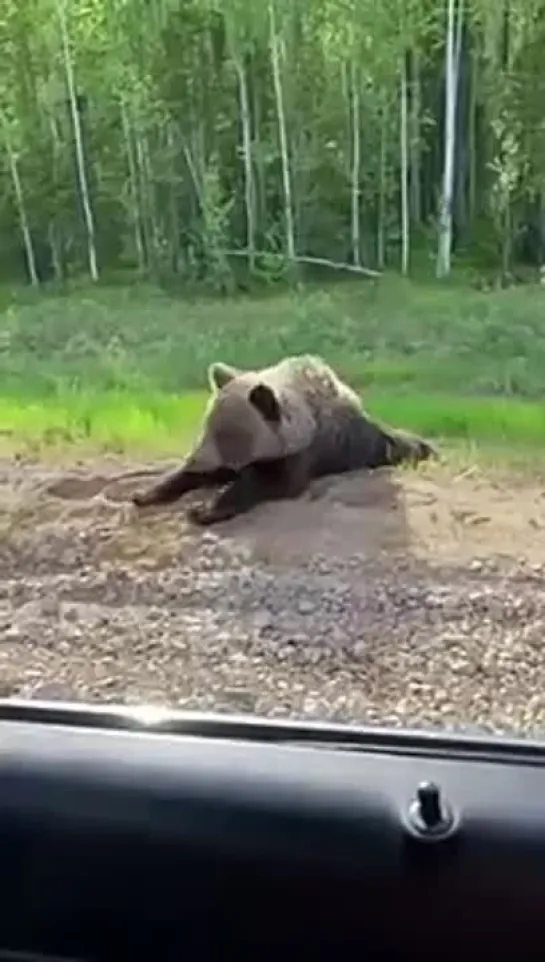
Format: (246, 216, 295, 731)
(1, 0, 545, 289)
(4, 0, 545, 739)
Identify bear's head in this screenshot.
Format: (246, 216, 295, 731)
(184, 362, 289, 473)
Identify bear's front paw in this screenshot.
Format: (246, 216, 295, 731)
(132, 491, 152, 508)
(187, 504, 216, 526)
(187, 503, 235, 526)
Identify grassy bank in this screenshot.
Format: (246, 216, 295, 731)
(3, 391, 545, 456)
(2, 275, 545, 456)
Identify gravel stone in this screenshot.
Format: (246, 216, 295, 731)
(2, 455, 545, 737)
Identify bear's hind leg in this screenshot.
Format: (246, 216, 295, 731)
(340, 415, 437, 472)
(376, 427, 437, 467)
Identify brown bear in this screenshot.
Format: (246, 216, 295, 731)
(132, 354, 437, 526)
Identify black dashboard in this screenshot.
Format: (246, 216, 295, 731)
(0, 699, 543, 960)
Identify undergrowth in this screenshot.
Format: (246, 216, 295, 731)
(2, 275, 545, 455)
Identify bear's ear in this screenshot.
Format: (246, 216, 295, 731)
(208, 362, 240, 392)
(248, 383, 282, 423)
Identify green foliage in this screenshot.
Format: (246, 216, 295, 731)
(4, 277, 545, 395)
(3, 278, 545, 453)
(4, 387, 545, 455)
(0, 0, 543, 286)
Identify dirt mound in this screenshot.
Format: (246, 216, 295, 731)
(2, 454, 545, 736)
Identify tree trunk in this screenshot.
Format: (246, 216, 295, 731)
(269, 0, 296, 265)
(350, 57, 361, 266)
(57, 0, 98, 281)
(400, 56, 410, 276)
(377, 95, 388, 270)
(436, 0, 464, 279)
(234, 54, 256, 271)
(409, 47, 422, 225)
(6, 139, 39, 286)
(120, 100, 146, 273)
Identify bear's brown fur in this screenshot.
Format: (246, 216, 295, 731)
(132, 354, 437, 525)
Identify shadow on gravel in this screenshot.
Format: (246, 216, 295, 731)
(5, 457, 545, 738)
(216, 469, 413, 566)
(39, 464, 413, 566)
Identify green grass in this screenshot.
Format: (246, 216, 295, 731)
(2, 274, 545, 455)
(3, 391, 545, 456)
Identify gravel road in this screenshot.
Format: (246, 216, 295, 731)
(2, 453, 545, 736)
